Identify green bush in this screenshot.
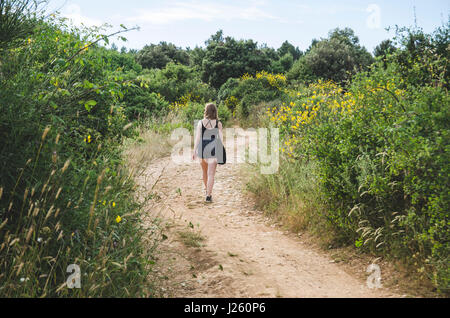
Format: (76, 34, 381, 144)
(178, 102, 231, 131)
(0, 12, 159, 297)
(288, 28, 374, 84)
(142, 63, 216, 104)
(266, 61, 449, 292)
(219, 72, 288, 119)
(122, 86, 170, 120)
(266, 25, 449, 292)
(201, 30, 272, 89)
(136, 42, 190, 70)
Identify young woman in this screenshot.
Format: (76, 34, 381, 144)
(193, 103, 224, 203)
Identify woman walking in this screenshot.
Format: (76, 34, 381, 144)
(193, 103, 225, 203)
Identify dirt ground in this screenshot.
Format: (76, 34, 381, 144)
(137, 153, 404, 298)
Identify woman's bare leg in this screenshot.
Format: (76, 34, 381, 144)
(201, 160, 208, 191)
(206, 159, 218, 197)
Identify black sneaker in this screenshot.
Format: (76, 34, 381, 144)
(205, 196, 212, 203)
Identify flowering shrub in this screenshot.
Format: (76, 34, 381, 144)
(219, 71, 289, 119)
(268, 67, 449, 292)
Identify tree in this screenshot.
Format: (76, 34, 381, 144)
(187, 46, 206, 70)
(270, 53, 294, 74)
(374, 39, 397, 68)
(288, 28, 374, 84)
(201, 31, 272, 89)
(328, 27, 360, 46)
(136, 41, 190, 69)
(278, 41, 302, 61)
(374, 39, 396, 58)
(205, 30, 224, 45)
(388, 22, 450, 88)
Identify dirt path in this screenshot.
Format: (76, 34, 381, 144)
(138, 154, 399, 298)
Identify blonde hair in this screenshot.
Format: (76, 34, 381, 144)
(204, 103, 218, 120)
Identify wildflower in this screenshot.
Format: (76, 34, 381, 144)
(112, 202, 116, 208)
(116, 215, 122, 224)
(37, 237, 43, 243)
(102, 200, 106, 206)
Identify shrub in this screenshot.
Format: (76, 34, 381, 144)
(266, 61, 449, 292)
(201, 30, 272, 89)
(122, 86, 170, 120)
(176, 102, 231, 131)
(219, 72, 288, 119)
(136, 42, 190, 70)
(0, 12, 159, 297)
(288, 28, 374, 84)
(142, 63, 216, 104)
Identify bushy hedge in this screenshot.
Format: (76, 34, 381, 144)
(0, 14, 160, 297)
(141, 62, 216, 104)
(218, 72, 289, 118)
(268, 62, 449, 292)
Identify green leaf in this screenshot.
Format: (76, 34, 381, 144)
(83, 80, 94, 89)
(84, 100, 97, 112)
(50, 101, 58, 110)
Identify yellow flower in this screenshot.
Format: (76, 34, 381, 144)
(112, 202, 116, 208)
(116, 215, 122, 224)
(102, 200, 106, 206)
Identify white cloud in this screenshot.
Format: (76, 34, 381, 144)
(61, 4, 103, 27)
(126, 1, 283, 25)
(295, 3, 363, 16)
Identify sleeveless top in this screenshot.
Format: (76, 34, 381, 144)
(197, 119, 220, 159)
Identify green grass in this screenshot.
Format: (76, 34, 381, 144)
(177, 230, 206, 248)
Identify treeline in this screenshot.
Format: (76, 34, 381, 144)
(133, 28, 375, 88)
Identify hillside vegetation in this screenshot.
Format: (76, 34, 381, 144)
(0, 1, 448, 296)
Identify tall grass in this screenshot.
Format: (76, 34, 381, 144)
(246, 158, 336, 245)
(0, 128, 162, 297)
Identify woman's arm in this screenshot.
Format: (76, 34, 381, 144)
(193, 120, 202, 160)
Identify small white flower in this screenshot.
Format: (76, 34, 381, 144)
(37, 237, 43, 243)
(20, 278, 25, 283)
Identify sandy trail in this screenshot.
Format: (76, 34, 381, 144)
(138, 143, 398, 298)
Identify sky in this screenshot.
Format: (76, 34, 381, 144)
(46, 0, 449, 53)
